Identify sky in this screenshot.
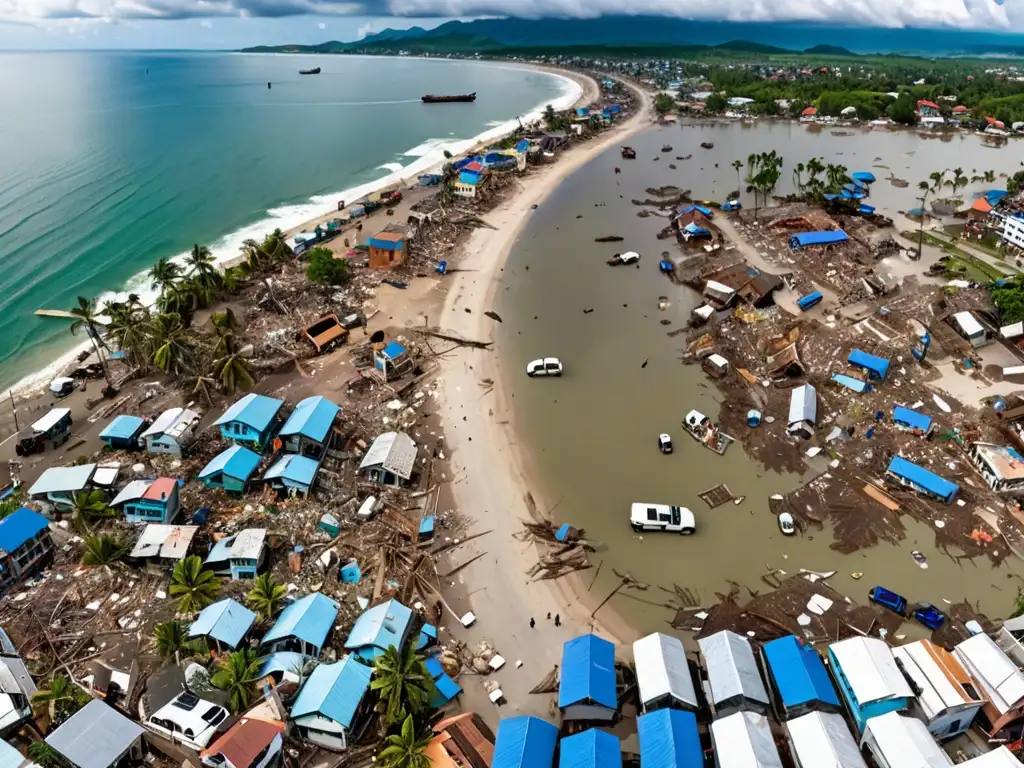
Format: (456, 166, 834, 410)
(0, 0, 1018, 50)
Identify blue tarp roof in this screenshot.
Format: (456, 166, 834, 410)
(840, 189, 866, 200)
(790, 230, 849, 248)
(459, 170, 484, 185)
(199, 445, 262, 482)
(264, 454, 319, 487)
(559, 634, 617, 709)
(344, 598, 413, 659)
(0, 508, 48, 554)
(683, 223, 710, 236)
(214, 393, 283, 432)
(848, 349, 890, 380)
(380, 342, 406, 360)
(100, 415, 145, 442)
(762, 635, 839, 712)
(887, 456, 960, 502)
(432, 673, 462, 707)
(493, 716, 558, 768)
(831, 373, 870, 393)
(262, 593, 339, 650)
(852, 171, 876, 183)
(291, 656, 372, 728)
(984, 189, 1008, 205)
(279, 396, 340, 443)
(258, 651, 306, 680)
(560, 729, 622, 768)
(678, 204, 712, 218)
(893, 406, 933, 432)
(637, 709, 703, 768)
(189, 598, 256, 648)
(555, 523, 572, 542)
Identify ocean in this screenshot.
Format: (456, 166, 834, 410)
(0, 51, 577, 393)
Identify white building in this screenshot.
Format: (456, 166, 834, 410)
(633, 632, 698, 713)
(1003, 216, 1024, 250)
(861, 711, 953, 768)
(952, 311, 987, 348)
(143, 407, 200, 456)
(787, 384, 817, 439)
(968, 442, 1024, 495)
(891, 640, 984, 739)
(955, 633, 1024, 739)
(785, 711, 866, 768)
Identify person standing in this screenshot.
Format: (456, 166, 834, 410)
(554, 614, 561, 627)
(529, 617, 536, 628)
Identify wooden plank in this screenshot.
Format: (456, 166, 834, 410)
(862, 483, 900, 511)
(34, 309, 79, 319)
(736, 367, 759, 385)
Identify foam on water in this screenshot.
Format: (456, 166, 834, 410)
(377, 162, 405, 174)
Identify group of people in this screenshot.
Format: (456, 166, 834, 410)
(529, 612, 560, 628)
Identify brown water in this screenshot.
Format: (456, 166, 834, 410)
(494, 120, 1024, 638)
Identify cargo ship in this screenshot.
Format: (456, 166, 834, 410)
(299, 67, 321, 75)
(422, 92, 476, 103)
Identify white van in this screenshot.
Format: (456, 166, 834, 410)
(630, 503, 695, 534)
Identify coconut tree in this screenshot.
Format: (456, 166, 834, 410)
(211, 648, 262, 714)
(104, 303, 149, 368)
(745, 152, 760, 218)
(149, 257, 182, 295)
(239, 239, 271, 277)
(264, 229, 293, 263)
(806, 157, 826, 187)
(825, 163, 851, 193)
(792, 161, 806, 196)
(169, 555, 220, 614)
(81, 533, 127, 566)
(71, 490, 115, 533)
(731, 159, 743, 195)
(146, 313, 196, 375)
(211, 333, 254, 395)
(371, 645, 436, 726)
(929, 170, 947, 195)
(153, 620, 205, 664)
(247, 573, 287, 621)
(377, 715, 432, 768)
(27, 742, 66, 768)
(916, 179, 932, 259)
(186, 244, 221, 293)
(32, 674, 88, 724)
(757, 150, 783, 204)
(68, 296, 113, 388)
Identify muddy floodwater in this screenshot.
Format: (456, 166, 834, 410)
(494, 120, 1024, 638)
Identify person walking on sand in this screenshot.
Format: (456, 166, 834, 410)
(547, 612, 551, 620)
(554, 614, 561, 627)
(530, 617, 536, 629)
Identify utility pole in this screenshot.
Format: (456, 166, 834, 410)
(8, 390, 17, 433)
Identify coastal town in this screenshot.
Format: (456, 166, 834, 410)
(8, 51, 1024, 768)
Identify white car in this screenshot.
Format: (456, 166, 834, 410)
(658, 434, 673, 454)
(147, 691, 229, 751)
(630, 503, 695, 534)
(526, 358, 563, 377)
(619, 251, 641, 265)
(778, 512, 796, 536)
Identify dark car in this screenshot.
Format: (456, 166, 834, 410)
(913, 604, 946, 630)
(869, 586, 908, 616)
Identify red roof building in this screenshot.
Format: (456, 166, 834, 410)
(952, 105, 968, 114)
(801, 106, 818, 117)
(917, 100, 940, 110)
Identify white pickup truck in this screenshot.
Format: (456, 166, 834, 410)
(630, 503, 695, 534)
(526, 358, 563, 377)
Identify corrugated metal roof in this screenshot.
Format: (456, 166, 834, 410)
(762, 635, 839, 712)
(46, 700, 144, 768)
(848, 349, 890, 379)
(785, 711, 866, 768)
(831, 374, 869, 393)
(633, 632, 697, 709)
(129, 524, 197, 560)
(828, 637, 913, 705)
(0, 508, 49, 554)
(955, 634, 1024, 714)
(343, 599, 413, 657)
(492, 716, 558, 768)
(258, 652, 306, 681)
(0, 738, 30, 768)
(790, 230, 849, 248)
(231, 529, 266, 559)
(264, 454, 319, 487)
(278, 396, 340, 443)
(954, 311, 985, 338)
(214, 393, 283, 432)
(143, 477, 177, 502)
(893, 640, 978, 720)
(559, 729, 621, 768)
(559, 633, 617, 710)
(787, 384, 817, 427)
(262, 593, 339, 650)
(141, 407, 200, 440)
(697, 630, 769, 708)
(189, 599, 257, 648)
(863, 712, 951, 767)
(710, 712, 782, 768)
(887, 456, 959, 502)
(636, 709, 702, 768)
(28, 464, 95, 496)
(892, 406, 932, 433)
(962, 747, 1024, 768)
(199, 445, 262, 482)
(359, 431, 417, 480)
(110, 480, 150, 508)
(99, 415, 145, 441)
(291, 657, 372, 728)
(201, 717, 284, 768)
(381, 342, 406, 360)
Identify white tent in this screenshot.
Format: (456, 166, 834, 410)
(786, 712, 866, 768)
(962, 747, 1024, 768)
(698, 631, 769, 712)
(633, 632, 698, 711)
(861, 712, 952, 768)
(711, 712, 782, 768)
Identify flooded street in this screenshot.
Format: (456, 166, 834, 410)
(493, 120, 1024, 639)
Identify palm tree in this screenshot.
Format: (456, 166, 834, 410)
(916, 179, 932, 259)
(186, 244, 221, 292)
(169, 555, 220, 613)
(68, 296, 113, 388)
(81, 533, 126, 566)
(239, 239, 271, 276)
(371, 645, 436, 725)
(731, 159, 743, 195)
(377, 715, 432, 768)
(146, 313, 196, 375)
(264, 229, 293, 263)
(104, 303, 149, 368)
(758, 150, 783, 204)
(27, 741, 66, 768)
(212, 333, 254, 395)
(806, 157, 825, 187)
(792, 161, 806, 196)
(929, 170, 946, 196)
(247, 573, 287, 621)
(71, 490, 114, 533)
(153, 620, 205, 664)
(211, 648, 262, 714)
(825, 163, 850, 193)
(33, 674, 87, 724)
(149, 257, 182, 295)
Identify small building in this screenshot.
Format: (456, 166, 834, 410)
(99, 415, 147, 450)
(861, 711, 953, 768)
(784, 711, 867, 768)
(373, 341, 414, 382)
(0, 508, 53, 595)
(290, 657, 374, 752)
(886, 455, 960, 503)
(46, 700, 145, 768)
(710, 711, 783, 768)
(264, 454, 320, 497)
(1002, 215, 1024, 250)
(129, 524, 198, 568)
(85, 641, 138, 702)
(953, 311, 988, 348)
(142, 407, 200, 457)
(367, 230, 407, 270)
(214, 393, 284, 449)
(427, 713, 496, 768)
(200, 715, 285, 768)
(633, 632, 698, 713)
(27, 464, 114, 513)
(559, 633, 618, 723)
(278, 396, 341, 458)
(636, 708, 703, 768)
(492, 716, 558, 768)
(955, 632, 1024, 741)
(199, 445, 262, 493)
(826, 637, 913, 734)
(698, 630, 770, 718)
(891, 639, 984, 740)
(110, 477, 180, 524)
(847, 349, 890, 381)
(189, 598, 257, 651)
(786, 383, 817, 439)
(358, 431, 417, 487)
(968, 443, 1024, 495)
(892, 406, 933, 436)
(204, 529, 267, 580)
(262, 593, 339, 658)
(761, 635, 839, 720)
(559, 729, 622, 768)
(454, 163, 488, 198)
(0, 628, 37, 736)
(789, 230, 849, 250)
(344, 598, 413, 661)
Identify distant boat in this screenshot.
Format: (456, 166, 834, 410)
(299, 67, 321, 75)
(422, 93, 476, 104)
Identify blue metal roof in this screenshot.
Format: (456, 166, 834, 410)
(848, 349, 890, 380)
(262, 593, 339, 650)
(493, 716, 558, 768)
(559, 634, 617, 710)
(560, 729, 622, 768)
(0, 737, 26, 768)
(893, 406, 933, 433)
(291, 656, 372, 728)
(432, 673, 462, 706)
(679, 204, 712, 218)
(887, 456, 959, 502)
(264, 454, 319, 487)
(851, 172, 876, 183)
(637, 709, 703, 768)
(189, 598, 256, 648)
(100, 415, 145, 441)
(258, 651, 307, 679)
(279, 396, 340, 443)
(459, 170, 484, 185)
(381, 341, 406, 360)
(214, 393, 283, 432)
(199, 445, 262, 482)
(831, 373, 870, 393)
(790, 230, 849, 248)
(344, 598, 413, 659)
(419, 516, 435, 536)
(0, 508, 49, 554)
(762, 635, 839, 712)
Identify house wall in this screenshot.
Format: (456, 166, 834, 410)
(360, 467, 404, 487)
(968, 447, 1024, 495)
(561, 703, 616, 722)
(220, 421, 271, 448)
(912, 699, 982, 740)
(295, 715, 348, 752)
(147, 434, 183, 457)
(230, 555, 260, 580)
(828, 650, 908, 733)
(1003, 216, 1024, 250)
(124, 486, 179, 524)
(223, 475, 250, 494)
(368, 246, 403, 270)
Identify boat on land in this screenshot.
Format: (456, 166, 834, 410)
(299, 67, 321, 75)
(422, 93, 476, 103)
(682, 409, 734, 455)
(621, 146, 637, 159)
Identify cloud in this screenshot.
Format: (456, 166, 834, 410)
(0, 0, 1015, 30)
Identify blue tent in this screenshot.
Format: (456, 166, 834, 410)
(892, 406, 932, 433)
(831, 373, 870, 393)
(559, 634, 617, 710)
(637, 709, 702, 768)
(493, 717, 558, 768)
(683, 223, 711, 237)
(560, 729, 622, 768)
(852, 171, 876, 183)
(762, 635, 839, 718)
(847, 349, 890, 381)
(679, 204, 713, 218)
(789, 230, 849, 249)
(887, 456, 959, 503)
(984, 189, 1008, 206)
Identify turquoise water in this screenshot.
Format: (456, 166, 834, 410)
(0, 52, 573, 391)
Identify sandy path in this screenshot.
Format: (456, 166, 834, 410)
(432, 77, 653, 725)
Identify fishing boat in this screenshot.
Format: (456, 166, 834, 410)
(621, 146, 637, 159)
(422, 93, 476, 103)
(700, 142, 715, 149)
(299, 67, 321, 75)
(682, 409, 734, 455)
(661, 144, 673, 152)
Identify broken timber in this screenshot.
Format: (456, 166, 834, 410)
(413, 328, 493, 349)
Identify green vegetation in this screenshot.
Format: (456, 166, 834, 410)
(68, 296, 113, 389)
(993, 277, 1024, 324)
(153, 619, 207, 663)
(211, 649, 262, 713)
(901, 230, 1009, 282)
(81, 533, 127, 566)
(71, 490, 115, 534)
(371, 645, 436, 726)
(247, 573, 287, 621)
(169, 555, 221, 613)
(377, 714, 432, 768)
(27, 742, 69, 768)
(653, 92, 676, 114)
(305, 246, 350, 286)
(32, 674, 90, 725)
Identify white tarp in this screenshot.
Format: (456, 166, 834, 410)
(711, 712, 781, 768)
(892, 641, 976, 721)
(786, 712, 866, 768)
(698, 630, 769, 708)
(1001, 321, 1024, 340)
(828, 637, 912, 705)
(787, 384, 817, 428)
(862, 712, 952, 768)
(955, 634, 1024, 714)
(953, 311, 985, 338)
(634, 632, 698, 709)
(962, 747, 1024, 768)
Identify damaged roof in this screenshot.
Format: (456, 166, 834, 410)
(129, 524, 197, 560)
(359, 431, 417, 480)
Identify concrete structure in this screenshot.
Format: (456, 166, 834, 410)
(892, 640, 984, 740)
(110, 477, 180, 524)
(1002, 215, 1024, 250)
(827, 637, 913, 734)
(142, 407, 200, 456)
(968, 443, 1024, 495)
